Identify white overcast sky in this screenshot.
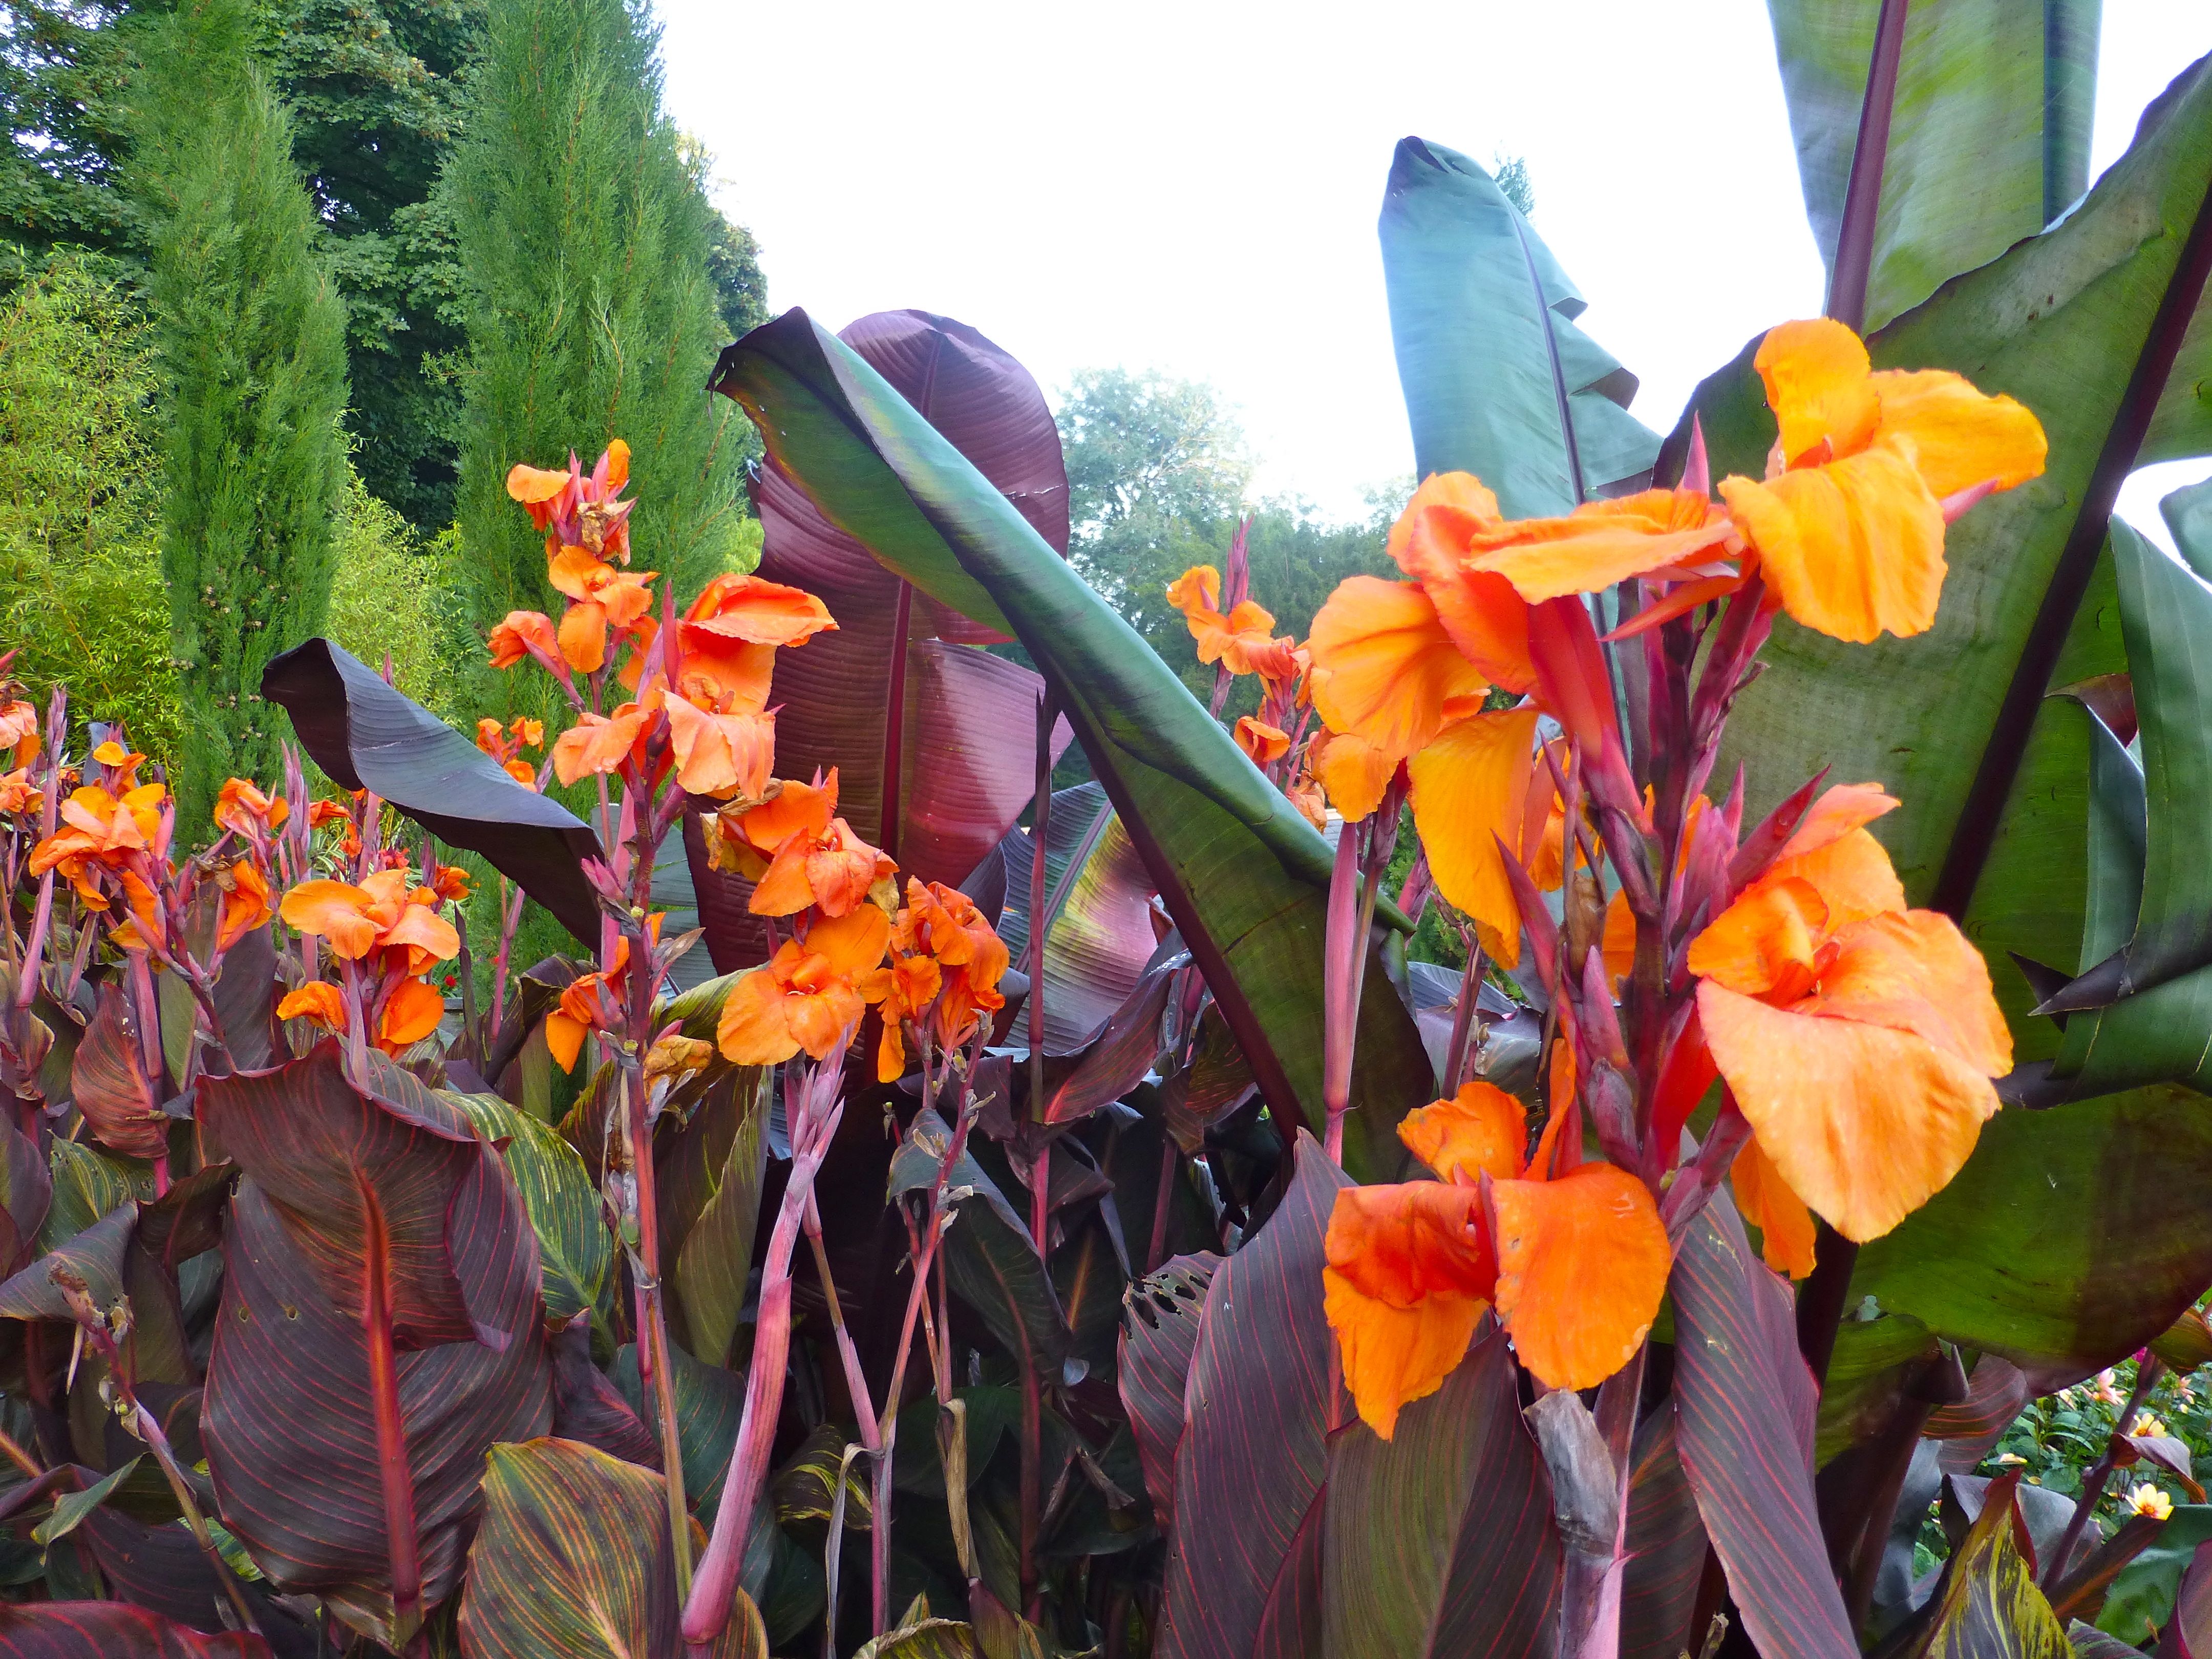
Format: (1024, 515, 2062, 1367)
(658, 0, 2212, 540)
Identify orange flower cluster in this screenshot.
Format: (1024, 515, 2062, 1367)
(707, 770, 895, 919)
(1690, 783, 2011, 1263)
(1163, 554, 1326, 824)
(474, 716, 545, 789)
(1164, 566, 1301, 681)
(717, 907, 892, 1068)
(277, 865, 464, 1056)
(544, 919, 660, 1073)
(866, 880, 1011, 1081)
(498, 442, 653, 677)
(1325, 1078, 1671, 1427)
(29, 740, 166, 914)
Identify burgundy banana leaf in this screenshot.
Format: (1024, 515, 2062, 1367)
(690, 309, 1072, 974)
(1671, 1192, 1856, 1659)
(995, 783, 1160, 1055)
(70, 983, 168, 1161)
(1159, 1135, 1351, 1658)
(1118, 1251, 1221, 1528)
(1319, 1327, 1560, 1659)
(0, 1605, 269, 1656)
(197, 1044, 552, 1647)
(262, 639, 603, 945)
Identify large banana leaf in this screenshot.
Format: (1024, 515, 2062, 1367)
(1379, 138, 1658, 511)
(692, 311, 1070, 974)
(708, 315, 1435, 1175)
(1661, 53, 2212, 1379)
(1767, 0, 2100, 332)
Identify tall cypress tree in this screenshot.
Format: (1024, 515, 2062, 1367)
(136, 0, 349, 827)
(446, 0, 751, 710)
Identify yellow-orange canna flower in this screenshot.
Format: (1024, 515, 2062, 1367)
(475, 717, 543, 788)
(216, 859, 273, 951)
(728, 771, 896, 919)
(508, 440, 634, 563)
(717, 906, 893, 1066)
(0, 769, 34, 815)
(29, 782, 167, 908)
(1689, 783, 2011, 1243)
(552, 699, 656, 789)
(863, 878, 1013, 1080)
(543, 923, 659, 1072)
(1717, 320, 2047, 643)
(1165, 566, 1301, 679)
(663, 695, 776, 802)
(214, 778, 289, 841)
(277, 981, 347, 1030)
(675, 573, 839, 715)
(1323, 1079, 1671, 1431)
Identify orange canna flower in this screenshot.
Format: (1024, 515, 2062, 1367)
(867, 951, 943, 1082)
(1324, 1080, 1670, 1431)
(217, 859, 273, 951)
(378, 977, 447, 1053)
(676, 574, 839, 714)
(552, 699, 655, 788)
(663, 695, 776, 802)
(1307, 576, 1490, 779)
(1405, 706, 1540, 962)
(30, 782, 167, 908)
(747, 797, 896, 920)
(214, 778, 289, 841)
(279, 869, 460, 969)
(1689, 783, 2011, 1243)
(0, 768, 34, 815)
(475, 717, 544, 788)
(0, 698, 39, 769)
(717, 906, 893, 1066)
(547, 546, 658, 675)
(863, 878, 1012, 1077)
(1165, 566, 1300, 680)
(508, 442, 634, 562)
(1233, 717, 1289, 765)
(278, 981, 347, 1031)
(1731, 1132, 1817, 1279)
(431, 864, 471, 904)
(1716, 320, 2047, 643)
(712, 773, 840, 875)
(488, 611, 570, 679)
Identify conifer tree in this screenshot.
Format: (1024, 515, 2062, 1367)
(447, 0, 751, 717)
(137, 0, 349, 827)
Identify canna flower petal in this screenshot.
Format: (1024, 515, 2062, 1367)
(1308, 730, 1395, 822)
(1867, 370, 2048, 499)
(1753, 318, 1882, 467)
(552, 704, 651, 788)
(1697, 979, 2001, 1242)
(1720, 442, 1946, 643)
(380, 901, 460, 971)
(813, 903, 894, 980)
(557, 600, 611, 675)
(1398, 1081, 1527, 1185)
(545, 1007, 590, 1073)
(217, 860, 272, 951)
(547, 545, 611, 604)
(1235, 717, 1289, 764)
(1490, 1163, 1671, 1391)
(716, 966, 799, 1066)
(1806, 910, 2014, 1077)
(1731, 1133, 1817, 1279)
(277, 981, 347, 1031)
(664, 697, 776, 801)
(506, 461, 575, 507)
(1461, 488, 1739, 604)
(1687, 876, 1828, 998)
(1308, 577, 1491, 765)
(1407, 706, 1540, 963)
(280, 880, 381, 960)
(1323, 1181, 1494, 1438)
(1768, 828, 1907, 932)
(1387, 473, 1537, 692)
(378, 977, 446, 1054)
(601, 438, 630, 491)
(686, 573, 839, 647)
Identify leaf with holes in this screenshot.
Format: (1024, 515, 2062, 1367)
(1118, 1252, 1219, 1529)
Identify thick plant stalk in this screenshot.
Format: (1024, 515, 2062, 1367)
(1321, 821, 1362, 1160)
(357, 1180, 424, 1646)
(803, 1199, 888, 1633)
(685, 1070, 842, 1649)
(1029, 687, 1054, 1250)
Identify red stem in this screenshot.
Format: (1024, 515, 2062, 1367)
(358, 1179, 424, 1643)
(1321, 821, 1361, 1160)
(1827, 0, 1911, 332)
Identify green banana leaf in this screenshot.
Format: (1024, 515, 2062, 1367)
(708, 315, 1434, 1179)
(1379, 137, 1658, 512)
(1661, 53, 2212, 1378)
(1767, 0, 2100, 332)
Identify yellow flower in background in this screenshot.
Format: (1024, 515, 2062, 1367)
(2128, 1484, 2174, 1521)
